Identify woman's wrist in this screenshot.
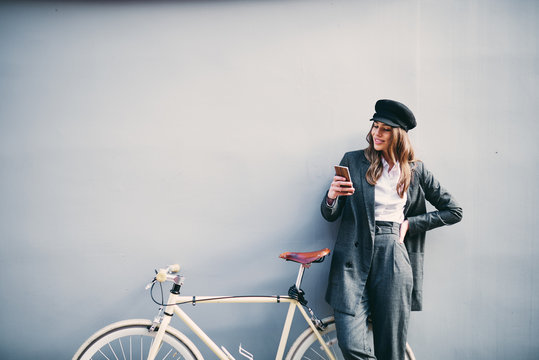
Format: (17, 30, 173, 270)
(327, 190, 338, 200)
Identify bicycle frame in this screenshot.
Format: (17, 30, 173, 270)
(147, 264, 336, 360)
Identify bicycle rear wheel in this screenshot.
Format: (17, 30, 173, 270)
(405, 342, 416, 360)
(286, 316, 343, 360)
(73, 319, 202, 360)
(286, 316, 415, 360)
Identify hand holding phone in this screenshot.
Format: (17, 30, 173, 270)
(334, 166, 351, 185)
(328, 165, 355, 199)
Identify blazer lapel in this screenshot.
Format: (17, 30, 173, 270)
(358, 154, 375, 241)
(404, 162, 417, 216)
(404, 188, 411, 215)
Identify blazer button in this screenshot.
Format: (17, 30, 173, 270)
(354, 242, 359, 247)
(345, 261, 353, 268)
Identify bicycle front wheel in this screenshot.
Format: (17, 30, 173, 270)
(73, 319, 202, 360)
(286, 316, 415, 360)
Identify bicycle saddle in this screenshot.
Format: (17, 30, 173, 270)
(279, 248, 331, 264)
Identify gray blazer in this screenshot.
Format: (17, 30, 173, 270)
(321, 150, 462, 313)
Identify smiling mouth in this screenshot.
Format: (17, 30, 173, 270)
(374, 138, 384, 144)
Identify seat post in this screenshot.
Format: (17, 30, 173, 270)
(295, 264, 306, 288)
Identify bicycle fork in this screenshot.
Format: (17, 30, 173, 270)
(147, 295, 178, 360)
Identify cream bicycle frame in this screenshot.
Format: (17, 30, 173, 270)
(147, 265, 336, 360)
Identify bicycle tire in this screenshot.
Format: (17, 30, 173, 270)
(73, 319, 202, 360)
(286, 316, 416, 360)
(405, 342, 416, 360)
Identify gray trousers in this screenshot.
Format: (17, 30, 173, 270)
(335, 221, 413, 360)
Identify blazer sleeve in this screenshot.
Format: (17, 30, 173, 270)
(406, 162, 463, 235)
(320, 154, 349, 222)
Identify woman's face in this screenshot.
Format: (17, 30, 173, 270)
(371, 121, 393, 154)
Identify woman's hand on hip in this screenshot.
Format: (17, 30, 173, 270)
(327, 176, 355, 199)
(398, 220, 409, 244)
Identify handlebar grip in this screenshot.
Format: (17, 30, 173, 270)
(156, 269, 167, 283)
(169, 264, 180, 273)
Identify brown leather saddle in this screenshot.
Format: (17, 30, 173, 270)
(279, 248, 330, 265)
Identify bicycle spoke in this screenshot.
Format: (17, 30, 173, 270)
(107, 342, 120, 360)
(307, 347, 327, 359)
(160, 348, 173, 360)
(118, 338, 127, 360)
(302, 336, 331, 359)
(323, 334, 339, 358)
(74, 321, 197, 360)
(330, 343, 338, 359)
(98, 349, 112, 360)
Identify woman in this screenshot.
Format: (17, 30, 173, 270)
(321, 99, 462, 360)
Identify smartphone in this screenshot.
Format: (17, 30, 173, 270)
(334, 165, 352, 187)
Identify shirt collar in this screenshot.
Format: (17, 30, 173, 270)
(381, 156, 400, 175)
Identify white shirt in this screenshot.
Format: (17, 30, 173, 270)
(374, 158, 407, 223)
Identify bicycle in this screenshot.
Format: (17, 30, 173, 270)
(73, 248, 416, 360)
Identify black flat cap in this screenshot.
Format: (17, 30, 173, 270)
(370, 99, 416, 131)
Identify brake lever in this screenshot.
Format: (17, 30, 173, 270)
(145, 278, 157, 290)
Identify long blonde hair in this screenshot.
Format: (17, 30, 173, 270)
(365, 124, 416, 198)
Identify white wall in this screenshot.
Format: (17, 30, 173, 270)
(0, 0, 537, 359)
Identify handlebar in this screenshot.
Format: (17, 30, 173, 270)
(145, 264, 182, 290)
(156, 264, 181, 282)
(167, 264, 181, 273)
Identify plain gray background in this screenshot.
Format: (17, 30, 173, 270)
(1, 0, 537, 359)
